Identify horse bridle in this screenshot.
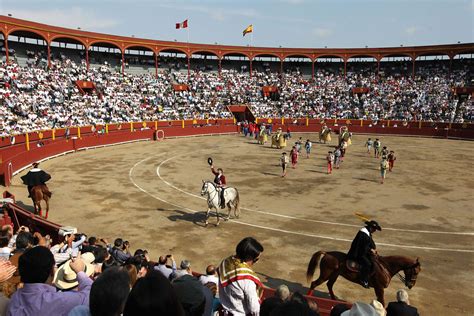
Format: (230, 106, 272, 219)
(202, 181, 219, 201)
(397, 261, 420, 287)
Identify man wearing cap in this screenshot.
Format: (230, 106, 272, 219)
(210, 163, 227, 209)
(347, 220, 382, 288)
(20, 162, 52, 198)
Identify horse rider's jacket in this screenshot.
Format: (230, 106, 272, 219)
(21, 168, 51, 186)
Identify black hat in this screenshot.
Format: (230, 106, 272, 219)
(365, 220, 382, 231)
(207, 157, 213, 166)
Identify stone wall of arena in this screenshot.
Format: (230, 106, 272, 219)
(1, 118, 473, 187)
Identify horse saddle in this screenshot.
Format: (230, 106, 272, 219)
(346, 260, 361, 273)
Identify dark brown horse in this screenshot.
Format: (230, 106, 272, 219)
(30, 185, 51, 219)
(306, 251, 421, 306)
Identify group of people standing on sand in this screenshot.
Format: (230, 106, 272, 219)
(365, 138, 397, 184)
(279, 137, 312, 177)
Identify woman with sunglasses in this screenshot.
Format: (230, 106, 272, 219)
(217, 237, 264, 316)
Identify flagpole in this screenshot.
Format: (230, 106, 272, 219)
(250, 30, 253, 47)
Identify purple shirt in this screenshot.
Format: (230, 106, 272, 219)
(7, 271, 92, 316)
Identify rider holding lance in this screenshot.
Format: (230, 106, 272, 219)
(20, 162, 52, 198)
(347, 220, 382, 288)
(209, 158, 227, 209)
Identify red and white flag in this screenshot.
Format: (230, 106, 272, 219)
(176, 19, 188, 29)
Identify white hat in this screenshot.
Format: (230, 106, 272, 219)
(53, 254, 95, 290)
(370, 300, 386, 316)
(341, 302, 378, 316)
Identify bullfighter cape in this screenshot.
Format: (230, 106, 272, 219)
(20, 169, 51, 186)
(347, 228, 376, 260)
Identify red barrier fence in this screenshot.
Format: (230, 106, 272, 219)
(1, 118, 472, 186)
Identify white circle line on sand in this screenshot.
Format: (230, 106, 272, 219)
(129, 156, 474, 253)
(156, 154, 474, 236)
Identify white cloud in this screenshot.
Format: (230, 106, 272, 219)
(9, 7, 119, 30)
(312, 27, 332, 38)
(405, 26, 417, 35)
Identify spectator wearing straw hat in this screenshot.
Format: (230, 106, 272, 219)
(7, 247, 92, 316)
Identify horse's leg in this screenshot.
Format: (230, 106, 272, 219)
(226, 203, 231, 220)
(326, 271, 340, 300)
(308, 264, 334, 296)
(374, 285, 385, 307)
(45, 197, 49, 219)
(205, 207, 211, 226)
(215, 207, 220, 226)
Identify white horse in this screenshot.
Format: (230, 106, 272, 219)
(200, 180, 240, 226)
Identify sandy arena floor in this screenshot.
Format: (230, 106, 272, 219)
(10, 133, 474, 315)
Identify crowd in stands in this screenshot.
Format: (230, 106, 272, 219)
(0, 48, 472, 137)
(0, 223, 419, 316)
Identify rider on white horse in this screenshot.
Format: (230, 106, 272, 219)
(210, 165, 227, 208)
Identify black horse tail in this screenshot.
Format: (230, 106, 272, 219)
(306, 251, 326, 283)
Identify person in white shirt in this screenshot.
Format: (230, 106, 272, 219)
(199, 265, 218, 286)
(218, 237, 264, 316)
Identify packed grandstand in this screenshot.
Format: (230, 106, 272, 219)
(0, 14, 473, 316)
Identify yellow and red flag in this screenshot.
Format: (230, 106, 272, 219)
(243, 24, 253, 36)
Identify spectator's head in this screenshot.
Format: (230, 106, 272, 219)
(89, 267, 130, 316)
(124, 264, 138, 288)
(114, 238, 123, 248)
(205, 264, 216, 276)
(396, 289, 410, 304)
(102, 256, 119, 272)
(88, 236, 97, 246)
(180, 260, 191, 272)
(172, 275, 206, 316)
(0, 235, 9, 248)
(93, 246, 108, 264)
(275, 284, 291, 301)
(123, 270, 184, 316)
(236, 237, 264, 265)
(19, 246, 54, 284)
(15, 231, 34, 250)
(158, 255, 168, 264)
(125, 255, 148, 278)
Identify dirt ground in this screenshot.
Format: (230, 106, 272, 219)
(10, 133, 474, 315)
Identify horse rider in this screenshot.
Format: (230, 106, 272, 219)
(347, 220, 382, 288)
(20, 162, 52, 198)
(210, 164, 227, 208)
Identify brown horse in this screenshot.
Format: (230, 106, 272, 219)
(306, 251, 421, 306)
(30, 185, 51, 219)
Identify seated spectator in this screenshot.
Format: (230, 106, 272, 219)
(124, 264, 138, 288)
(68, 266, 130, 316)
(172, 260, 192, 280)
(125, 255, 149, 278)
(123, 270, 184, 316)
(260, 284, 291, 316)
(270, 291, 319, 316)
(50, 233, 86, 266)
(109, 238, 131, 265)
(199, 264, 218, 286)
(7, 247, 92, 316)
(218, 237, 264, 316)
(172, 273, 207, 316)
(154, 254, 177, 279)
(386, 289, 419, 316)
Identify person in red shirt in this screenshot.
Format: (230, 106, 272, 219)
(388, 151, 397, 172)
(211, 165, 227, 208)
(290, 146, 298, 169)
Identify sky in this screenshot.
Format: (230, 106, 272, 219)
(2, 0, 473, 48)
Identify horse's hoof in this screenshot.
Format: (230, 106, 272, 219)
(224, 217, 229, 221)
(204, 222, 209, 227)
(216, 222, 220, 226)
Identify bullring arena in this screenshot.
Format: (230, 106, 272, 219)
(6, 131, 474, 315)
(1, 12, 474, 316)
